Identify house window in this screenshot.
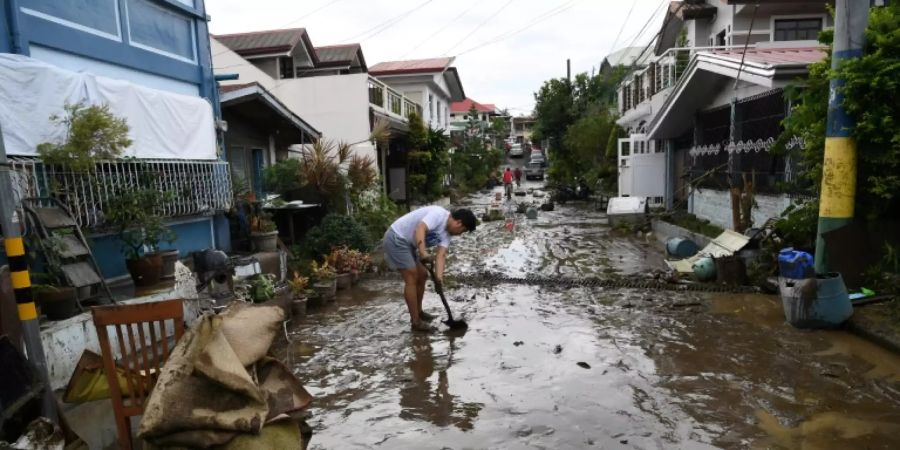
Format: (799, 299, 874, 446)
(428, 94, 434, 123)
(774, 18, 823, 41)
(279, 57, 295, 79)
(23, 0, 120, 38)
(127, 0, 195, 61)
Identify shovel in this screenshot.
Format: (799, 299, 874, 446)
(425, 263, 468, 330)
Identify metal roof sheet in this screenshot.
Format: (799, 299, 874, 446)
(450, 98, 496, 113)
(369, 57, 453, 75)
(315, 44, 360, 65)
(215, 28, 308, 56)
(709, 47, 827, 67)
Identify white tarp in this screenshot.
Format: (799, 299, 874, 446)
(0, 54, 216, 160)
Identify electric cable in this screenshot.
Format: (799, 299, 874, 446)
(607, 0, 638, 63)
(341, 0, 435, 43)
(456, 0, 580, 57)
(400, 0, 480, 59)
(443, 0, 516, 56)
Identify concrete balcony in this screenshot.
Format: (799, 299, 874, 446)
(368, 76, 422, 123)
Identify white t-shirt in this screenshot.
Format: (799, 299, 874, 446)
(390, 206, 451, 248)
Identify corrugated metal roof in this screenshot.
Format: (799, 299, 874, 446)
(450, 98, 496, 114)
(315, 44, 360, 65)
(709, 47, 827, 67)
(215, 28, 307, 56)
(219, 83, 255, 94)
(369, 57, 453, 75)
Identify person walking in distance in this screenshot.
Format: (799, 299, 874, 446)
(513, 166, 523, 187)
(382, 206, 477, 332)
(502, 167, 514, 199)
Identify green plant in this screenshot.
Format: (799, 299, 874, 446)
(347, 154, 378, 196)
(105, 176, 176, 260)
(298, 139, 351, 204)
(355, 191, 404, 244)
(252, 212, 278, 233)
(37, 103, 131, 172)
(288, 272, 310, 297)
(303, 213, 370, 259)
(248, 274, 276, 303)
(310, 260, 336, 282)
(262, 159, 304, 196)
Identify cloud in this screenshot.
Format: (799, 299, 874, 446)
(207, 0, 666, 114)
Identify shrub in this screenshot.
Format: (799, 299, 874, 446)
(303, 213, 370, 259)
(262, 159, 303, 196)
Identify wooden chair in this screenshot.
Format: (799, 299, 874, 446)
(92, 299, 185, 450)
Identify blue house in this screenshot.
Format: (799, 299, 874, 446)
(0, 0, 233, 280)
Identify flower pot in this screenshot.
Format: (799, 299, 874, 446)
(35, 286, 78, 321)
(291, 296, 308, 317)
(335, 272, 352, 290)
(153, 249, 180, 281)
(126, 254, 163, 287)
(251, 231, 279, 252)
(313, 280, 337, 301)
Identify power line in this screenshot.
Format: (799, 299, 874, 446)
(278, 0, 345, 29)
(619, 0, 669, 57)
(456, 0, 579, 57)
(607, 1, 637, 61)
(443, 0, 516, 56)
(400, 0, 480, 59)
(341, 0, 435, 43)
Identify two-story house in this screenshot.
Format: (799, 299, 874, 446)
(614, 0, 831, 228)
(212, 28, 422, 201)
(449, 97, 500, 145)
(368, 57, 465, 133)
(0, 0, 233, 278)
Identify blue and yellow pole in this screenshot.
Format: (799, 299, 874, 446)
(814, 0, 870, 273)
(0, 123, 58, 422)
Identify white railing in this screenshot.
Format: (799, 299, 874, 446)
(368, 76, 423, 121)
(9, 157, 232, 230)
(618, 45, 759, 114)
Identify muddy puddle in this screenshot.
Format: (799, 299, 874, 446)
(281, 180, 900, 449)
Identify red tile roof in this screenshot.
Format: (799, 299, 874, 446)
(450, 98, 496, 114)
(369, 57, 453, 75)
(709, 47, 827, 67)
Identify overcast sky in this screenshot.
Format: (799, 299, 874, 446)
(207, 0, 667, 115)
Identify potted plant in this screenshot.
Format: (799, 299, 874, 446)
(251, 212, 279, 252)
(288, 271, 311, 317)
(30, 233, 78, 321)
(143, 219, 178, 281)
(310, 260, 337, 301)
(105, 180, 176, 288)
(329, 247, 356, 290)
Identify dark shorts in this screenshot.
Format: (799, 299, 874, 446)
(382, 228, 419, 270)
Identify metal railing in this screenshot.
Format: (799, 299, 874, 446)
(618, 45, 758, 114)
(8, 157, 232, 230)
(368, 76, 423, 121)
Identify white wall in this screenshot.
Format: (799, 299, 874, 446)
(377, 73, 452, 130)
(274, 73, 375, 160)
(29, 45, 198, 96)
(688, 188, 792, 230)
(211, 38, 277, 90)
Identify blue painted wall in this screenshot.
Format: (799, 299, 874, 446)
(91, 218, 215, 279)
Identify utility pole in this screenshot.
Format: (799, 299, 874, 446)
(566, 58, 571, 83)
(814, 0, 869, 273)
(0, 122, 58, 422)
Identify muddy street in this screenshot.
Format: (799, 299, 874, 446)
(283, 176, 900, 450)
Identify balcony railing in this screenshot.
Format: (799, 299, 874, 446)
(368, 76, 423, 122)
(9, 157, 232, 230)
(618, 45, 758, 114)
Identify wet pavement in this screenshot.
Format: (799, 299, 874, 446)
(282, 167, 900, 449)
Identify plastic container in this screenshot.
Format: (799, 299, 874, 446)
(778, 248, 814, 279)
(780, 272, 853, 329)
(666, 237, 699, 258)
(692, 257, 716, 281)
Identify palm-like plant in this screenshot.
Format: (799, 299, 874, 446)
(347, 154, 377, 195)
(298, 139, 351, 200)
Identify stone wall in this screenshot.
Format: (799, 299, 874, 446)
(688, 188, 792, 230)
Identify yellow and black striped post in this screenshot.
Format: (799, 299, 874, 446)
(1, 122, 58, 422)
(5, 236, 37, 320)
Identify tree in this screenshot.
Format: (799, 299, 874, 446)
(407, 112, 450, 202)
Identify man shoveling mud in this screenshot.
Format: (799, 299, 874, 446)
(383, 206, 476, 332)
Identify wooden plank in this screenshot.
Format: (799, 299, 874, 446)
(56, 235, 90, 258)
(61, 262, 101, 288)
(34, 207, 76, 228)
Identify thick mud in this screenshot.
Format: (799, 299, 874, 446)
(282, 175, 900, 449)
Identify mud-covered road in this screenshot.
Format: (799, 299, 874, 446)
(282, 164, 900, 449)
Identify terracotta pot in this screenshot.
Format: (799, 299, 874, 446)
(251, 231, 279, 252)
(35, 286, 78, 321)
(152, 249, 180, 280)
(335, 272, 352, 290)
(313, 280, 337, 301)
(126, 254, 163, 287)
